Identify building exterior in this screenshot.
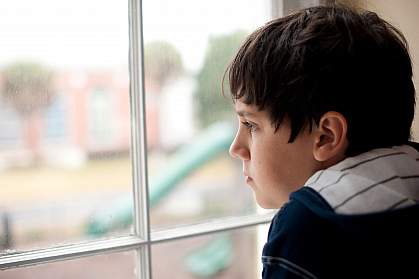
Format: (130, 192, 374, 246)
(0, 70, 134, 168)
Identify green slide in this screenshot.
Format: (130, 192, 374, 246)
(85, 122, 236, 277)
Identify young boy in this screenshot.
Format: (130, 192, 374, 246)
(228, 5, 419, 279)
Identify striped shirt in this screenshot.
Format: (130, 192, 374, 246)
(305, 144, 419, 214)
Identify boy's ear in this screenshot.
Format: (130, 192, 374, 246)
(313, 111, 348, 163)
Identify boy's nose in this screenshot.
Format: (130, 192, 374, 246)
(229, 133, 250, 160)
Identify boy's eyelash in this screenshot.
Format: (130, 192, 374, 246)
(241, 121, 256, 131)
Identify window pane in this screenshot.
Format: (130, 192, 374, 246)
(152, 226, 264, 279)
(0, 250, 137, 279)
(0, 0, 132, 251)
(140, 0, 271, 230)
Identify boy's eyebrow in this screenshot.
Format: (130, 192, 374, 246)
(236, 110, 255, 117)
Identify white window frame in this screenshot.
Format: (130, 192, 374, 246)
(1, 0, 329, 277)
(0, 0, 274, 277)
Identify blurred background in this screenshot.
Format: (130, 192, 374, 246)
(0, 0, 418, 278)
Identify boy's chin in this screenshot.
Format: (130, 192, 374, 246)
(254, 195, 284, 209)
(255, 194, 281, 209)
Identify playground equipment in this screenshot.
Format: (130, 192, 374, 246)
(86, 122, 236, 277)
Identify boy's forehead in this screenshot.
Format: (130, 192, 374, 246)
(234, 99, 258, 116)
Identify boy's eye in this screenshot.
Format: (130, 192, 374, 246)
(241, 121, 256, 132)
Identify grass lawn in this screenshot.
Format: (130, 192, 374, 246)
(0, 157, 132, 206)
(0, 154, 235, 207)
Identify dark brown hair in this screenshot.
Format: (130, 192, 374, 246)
(227, 5, 415, 156)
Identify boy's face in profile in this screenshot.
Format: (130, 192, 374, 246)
(230, 99, 319, 209)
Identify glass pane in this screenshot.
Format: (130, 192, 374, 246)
(140, 0, 271, 230)
(0, 1, 132, 251)
(0, 250, 137, 279)
(152, 226, 266, 279)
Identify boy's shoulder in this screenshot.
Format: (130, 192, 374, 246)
(262, 188, 341, 278)
(262, 186, 419, 278)
(265, 187, 338, 255)
(270, 185, 419, 238)
(267, 187, 334, 239)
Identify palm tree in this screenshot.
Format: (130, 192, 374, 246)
(144, 41, 184, 90)
(1, 62, 55, 163)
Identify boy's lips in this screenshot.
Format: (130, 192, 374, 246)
(243, 169, 253, 183)
(245, 175, 253, 183)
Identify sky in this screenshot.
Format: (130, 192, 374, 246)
(0, 0, 270, 72)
